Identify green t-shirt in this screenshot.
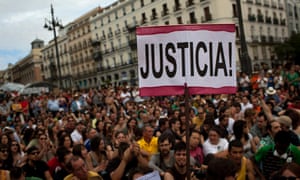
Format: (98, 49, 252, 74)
(255, 144, 300, 164)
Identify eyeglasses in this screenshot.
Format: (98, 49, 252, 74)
(11, 143, 18, 146)
(40, 138, 47, 140)
(30, 151, 39, 155)
(278, 176, 297, 180)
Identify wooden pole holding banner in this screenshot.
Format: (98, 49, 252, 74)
(184, 83, 191, 180)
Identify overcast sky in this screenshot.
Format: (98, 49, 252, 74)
(0, 0, 116, 71)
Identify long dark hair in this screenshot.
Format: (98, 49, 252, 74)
(233, 120, 249, 141)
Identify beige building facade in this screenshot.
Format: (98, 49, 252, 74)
(10, 39, 44, 85)
(42, 25, 72, 89)
(90, 0, 289, 87)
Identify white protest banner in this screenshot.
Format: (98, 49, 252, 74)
(137, 24, 237, 96)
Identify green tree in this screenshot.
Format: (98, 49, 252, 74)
(274, 33, 300, 64)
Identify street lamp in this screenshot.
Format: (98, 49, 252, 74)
(44, 4, 64, 89)
(236, 0, 252, 75)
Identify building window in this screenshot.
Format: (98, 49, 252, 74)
(232, 4, 238, 17)
(235, 26, 240, 38)
(177, 16, 182, 24)
(204, 7, 212, 21)
(189, 12, 197, 23)
(141, 0, 144, 7)
(123, 7, 126, 15)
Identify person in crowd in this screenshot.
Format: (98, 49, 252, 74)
(105, 142, 148, 180)
(188, 129, 204, 166)
(231, 120, 256, 158)
(227, 140, 255, 180)
(214, 106, 235, 136)
(271, 162, 300, 180)
(206, 157, 238, 180)
(137, 124, 158, 158)
(70, 120, 85, 144)
(164, 118, 182, 144)
(192, 106, 206, 131)
(72, 144, 88, 160)
(250, 111, 268, 141)
(123, 118, 138, 141)
(64, 155, 102, 180)
(203, 127, 228, 157)
(254, 130, 300, 179)
(52, 147, 73, 180)
(83, 127, 98, 152)
(216, 114, 230, 139)
(163, 141, 199, 180)
(276, 115, 300, 146)
(86, 135, 108, 175)
(154, 117, 169, 137)
(22, 146, 53, 180)
(58, 134, 73, 152)
(259, 120, 282, 149)
(240, 96, 253, 113)
(8, 140, 25, 167)
(148, 134, 174, 173)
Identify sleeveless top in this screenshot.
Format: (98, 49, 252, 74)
(236, 157, 247, 180)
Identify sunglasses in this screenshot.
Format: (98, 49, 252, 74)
(0, 149, 8, 153)
(278, 177, 297, 180)
(11, 143, 18, 146)
(30, 151, 39, 155)
(40, 138, 47, 140)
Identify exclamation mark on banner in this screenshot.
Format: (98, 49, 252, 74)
(229, 42, 232, 76)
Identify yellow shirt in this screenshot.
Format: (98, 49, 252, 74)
(236, 157, 247, 180)
(137, 137, 158, 155)
(64, 171, 102, 180)
(192, 116, 204, 130)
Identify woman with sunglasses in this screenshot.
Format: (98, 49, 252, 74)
(0, 144, 10, 179)
(8, 140, 26, 167)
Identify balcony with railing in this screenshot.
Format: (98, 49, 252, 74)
(256, 0, 262, 5)
(261, 35, 266, 42)
(280, 19, 286, 26)
(115, 29, 121, 36)
(278, 3, 284, 10)
(271, 1, 277, 8)
(251, 35, 259, 42)
(248, 14, 256, 22)
(151, 13, 158, 21)
(263, 0, 269, 7)
(173, 4, 181, 12)
(265, 16, 272, 24)
(246, 0, 253, 4)
(189, 18, 197, 24)
(186, 0, 194, 7)
(257, 14, 264, 22)
(273, 17, 279, 25)
(161, 9, 169, 17)
(202, 14, 212, 22)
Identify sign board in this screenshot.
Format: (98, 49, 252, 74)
(137, 24, 237, 96)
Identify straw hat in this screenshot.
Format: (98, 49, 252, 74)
(266, 87, 276, 95)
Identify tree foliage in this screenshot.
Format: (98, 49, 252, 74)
(274, 33, 300, 64)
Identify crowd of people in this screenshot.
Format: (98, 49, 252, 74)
(0, 63, 300, 180)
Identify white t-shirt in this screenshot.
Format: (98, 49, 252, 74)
(214, 117, 235, 135)
(203, 138, 228, 156)
(203, 138, 229, 156)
